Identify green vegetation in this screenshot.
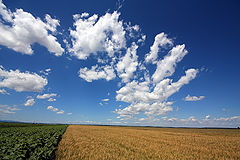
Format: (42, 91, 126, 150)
(0, 122, 53, 128)
(0, 123, 67, 160)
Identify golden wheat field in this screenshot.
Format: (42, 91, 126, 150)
(55, 125, 240, 160)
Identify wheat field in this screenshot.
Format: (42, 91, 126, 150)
(55, 125, 240, 160)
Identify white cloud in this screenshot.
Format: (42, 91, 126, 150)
(57, 110, 64, 114)
(102, 99, 109, 102)
(116, 69, 198, 104)
(80, 12, 89, 18)
(185, 95, 205, 101)
(116, 42, 138, 83)
(37, 93, 56, 99)
(99, 102, 103, 106)
(139, 118, 146, 121)
(45, 68, 51, 72)
(40, 68, 51, 76)
(137, 35, 146, 44)
(24, 98, 35, 106)
(69, 11, 126, 59)
(0, 1, 64, 56)
(115, 69, 198, 119)
(145, 102, 173, 116)
(48, 98, 56, 102)
(116, 80, 151, 104)
(0, 88, 9, 95)
(0, 66, 47, 92)
(79, 65, 116, 82)
(153, 69, 199, 101)
(115, 102, 173, 119)
(0, 108, 15, 114)
(47, 106, 68, 115)
(0, 104, 21, 114)
(161, 116, 198, 124)
(145, 33, 173, 64)
(214, 116, 240, 122)
(47, 106, 58, 112)
(159, 115, 240, 127)
(72, 11, 144, 83)
(152, 44, 188, 83)
(125, 23, 140, 38)
(205, 115, 210, 120)
(67, 11, 198, 121)
(0, 0, 13, 22)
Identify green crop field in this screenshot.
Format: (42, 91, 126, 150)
(0, 122, 67, 160)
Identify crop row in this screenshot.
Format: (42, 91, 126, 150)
(0, 124, 67, 160)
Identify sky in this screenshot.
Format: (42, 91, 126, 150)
(0, 0, 239, 127)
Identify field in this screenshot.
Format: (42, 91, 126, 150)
(1, 123, 239, 160)
(56, 125, 240, 160)
(0, 123, 67, 160)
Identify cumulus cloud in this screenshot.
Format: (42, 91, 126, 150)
(48, 98, 56, 102)
(37, 93, 56, 99)
(0, 0, 64, 56)
(47, 106, 70, 115)
(185, 95, 205, 101)
(57, 110, 64, 114)
(24, 98, 35, 106)
(116, 42, 138, 83)
(0, 89, 9, 95)
(0, 0, 12, 22)
(118, 41, 195, 117)
(116, 69, 198, 104)
(69, 11, 126, 59)
(152, 44, 188, 83)
(47, 106, 58, 112)
(0, 66, 48, 92)
(115, 102, 173, 119)
(72, 11, 144, 83)
(145, 33, 173, 64)
(79, 65, 116, 82)
(67, 11, 198, 121)
(115, 64, 198, 119)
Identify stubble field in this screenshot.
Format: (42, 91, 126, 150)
(55, 125, 240, 160)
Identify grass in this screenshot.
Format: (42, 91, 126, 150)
(55, 125, 240, 160)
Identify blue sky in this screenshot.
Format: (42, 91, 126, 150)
(0, 0, 239, 127)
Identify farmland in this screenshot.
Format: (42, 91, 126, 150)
(0, 123, 67, 160)
(1, 123, 240, 160)
(56, 125, 240, 160)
